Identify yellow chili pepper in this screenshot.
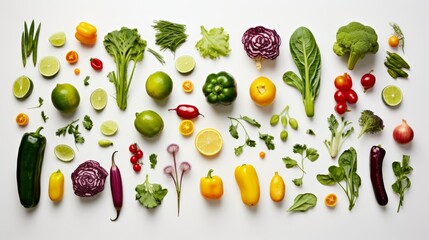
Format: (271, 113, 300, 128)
(234, 164, 260, 206)
(75, 22, 97, 45)
(269, 171, 285, 202)
(200, 169, 224, 200)
(48, 169, 64, 202)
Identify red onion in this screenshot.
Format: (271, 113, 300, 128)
(242, 26, 281, 70)
(71, 160, 108, 197)
(393, 119, 414, 144)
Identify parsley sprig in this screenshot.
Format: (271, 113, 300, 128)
(283, 144, 319, 186)
(56, 119, 85, 146)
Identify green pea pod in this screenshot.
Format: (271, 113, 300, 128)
(17, 126, 46, 208)
(387, 69, 398, 79)
(387, 51, 410, 69)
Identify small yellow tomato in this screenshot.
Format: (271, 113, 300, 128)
(16, 113, 29, 126)
(388, 35, 400, 48)
(48, 169, 64, 203)
(324, 193, 338, 207)
(249, 76, 276, 106)
(269, 171, 285, 202)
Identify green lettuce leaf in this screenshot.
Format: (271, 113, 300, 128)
(195, 25, 231, 59)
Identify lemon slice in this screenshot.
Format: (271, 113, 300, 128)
(90, 88, 108, 111)
(179, 120, 194, 136)
(175, 55, 195, 74)
(13, 75, 33, 99)
(39, 56, 60, 78)
(48, 32, 66, 47)
(382, 85, 402, 107)
(100, 120, 118, 136)
(54, 144, 75, 162)
(194, 128, 223, 156)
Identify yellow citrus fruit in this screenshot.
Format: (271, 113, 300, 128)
(51, 83, 80, 113)
(324, 193, 338, 207)
(194, 128, 223, 157)
(145, 71, 173, 100)
(179, 120, 194, 136)
(182, 80, 194, 93)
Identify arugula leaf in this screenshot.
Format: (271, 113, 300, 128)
(135, 174, 168, 209)
(392, 155, 413, 212)
(195, 25, 231, 59)
(149, 153, 158, 169)
(82, 115, 93, 130)
(41, 111, 48, 123)
(29, 97, 44, 109)
(288, 193, 317, 212)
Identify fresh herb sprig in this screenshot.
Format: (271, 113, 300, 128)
(29, 97, 44, 109)
(82, 115, 93, 130)
(392, 155, 413, 213)
(152, 20, 187, 55)
(41, 111, 48, 123)
(147, 48, 165, 65)
(149, 153, 158, 169)
(228, 115, 260, 156)
(56, 119, 85, 146)
(21, 20, 41, 67)
(283, 144, 319, 186)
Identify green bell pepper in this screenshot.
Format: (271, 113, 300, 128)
(202, 71, 237, 105)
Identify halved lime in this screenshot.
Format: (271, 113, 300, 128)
(90, 88, 107, 111)
(48, 32, 66, 47)
(39, 56, 60, 78)
(54, 144, 75, 162)
(175, 55, 195, 74)
(100, 120, 118, 136)
(382, 85, 402, 107)
(13, 75, 33, 99)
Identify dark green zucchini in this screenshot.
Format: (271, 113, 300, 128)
(16, 126, 46, 208)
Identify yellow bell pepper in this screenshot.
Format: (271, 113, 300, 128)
(75, 22, 97, 45)
(270, 171, 285, 202)
(48, 169, 64, 202)
(200, 169, 224, 200)
(234, 164, 260, 206)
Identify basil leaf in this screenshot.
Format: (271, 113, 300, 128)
(287, 193, 317, 212)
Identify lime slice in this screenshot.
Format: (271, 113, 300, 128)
(54, 144, 75, 162)
(48, 32, 66, 47)
(13, 75, 33, 99)
(175, 55, 195, 74)
(90, 88, 107, 111)
(39, 56, 60, 78)
(382, 85, 403, 107)
(100, 120, 118, 136)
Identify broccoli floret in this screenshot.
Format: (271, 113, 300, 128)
(357, 110, 384, 138)
(333, 22, 379, 70)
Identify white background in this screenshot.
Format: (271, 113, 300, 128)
(1, 0, 427, 239)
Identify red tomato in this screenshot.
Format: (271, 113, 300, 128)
(129, 143, 137, 154)
(335, 102, 348, 115)
(334, 90, 347, 103)
(136, 149, 143, 159)
(133, 164, 141, 172)
(361, 71, 376, 92)
(334, 73, 353, 90)
(90, 58, 103, 71)
(346, 89, 358, 104)
(130, 155, 138, 164)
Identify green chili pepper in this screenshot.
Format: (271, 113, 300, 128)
(16, 126, 46, 208)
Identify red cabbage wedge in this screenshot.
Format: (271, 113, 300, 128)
(283, 27, 321, 118)
(71, 160, 108, 197)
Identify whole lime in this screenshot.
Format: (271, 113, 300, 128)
(134, 110, 164, 138)
(145, 71, 173, 100)
(51, 83, 80, 113)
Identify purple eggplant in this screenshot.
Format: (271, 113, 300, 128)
(370, 145, 388, 206)
(110, 151, 123, 221)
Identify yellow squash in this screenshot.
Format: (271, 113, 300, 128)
(269, 171, 285, 202)
(234, 164, 260, 206)
(48, 169, 64, 202)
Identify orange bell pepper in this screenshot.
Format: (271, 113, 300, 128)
(75, 22, 97, 45)
(200, 169, 224, 200)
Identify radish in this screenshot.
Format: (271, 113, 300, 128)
(110, 151, 123, 221)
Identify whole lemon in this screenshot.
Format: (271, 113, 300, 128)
(145, 71, 173, 100)
(51, 83, 80, 113)
(134, 110, 164, 138)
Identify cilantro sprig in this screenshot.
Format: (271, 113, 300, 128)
(56, 119, 85, 146)
(283, 144, 319, 186)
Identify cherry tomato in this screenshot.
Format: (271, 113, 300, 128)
(133, 164, 141, 172)
(334, 90, 347, 103)
(388, 35, 400, 48)
(346, 89, 358, 104)
(361, 71, 376, 92)
(334, 73, 353, 90)
(335, 102, 348, 115)
(90, 58, 103, 71)
(129, 143, 137, 154)
(135, 149, 143, 159)
(130, 155, 138, 164)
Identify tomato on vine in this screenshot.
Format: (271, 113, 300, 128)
(346, 89, 358, 104)
(334, 90, 347, 103)
(335, 102, 348, 115)
(334, 73, 353, 90)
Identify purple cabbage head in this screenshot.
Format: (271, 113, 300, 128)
(71, 160, 108, 197)
(242, 26, 281, 69)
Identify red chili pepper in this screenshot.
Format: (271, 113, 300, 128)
(90, 58, 103, 71)
(168, 104, 204, 119)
